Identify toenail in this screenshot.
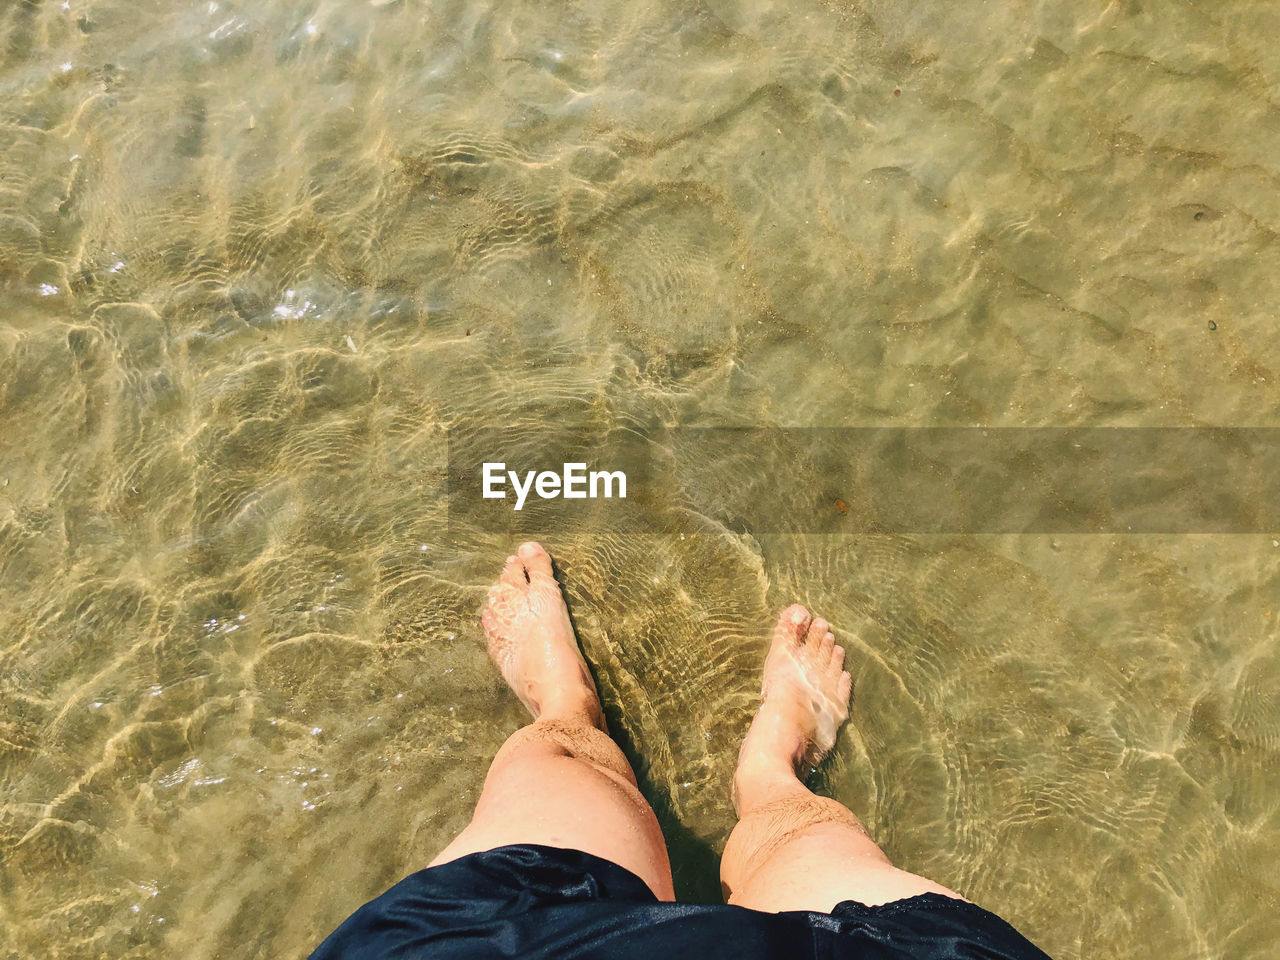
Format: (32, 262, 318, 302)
(791, 609, 807, 625)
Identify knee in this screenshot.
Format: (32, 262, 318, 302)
(721, 793, 869, 889)
(494, 717, 635, 785)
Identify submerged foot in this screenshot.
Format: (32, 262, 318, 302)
(481, 541, 604, 727)
(734, 604, 852, 812)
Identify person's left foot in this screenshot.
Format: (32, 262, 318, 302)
(481, 541, 604, 727)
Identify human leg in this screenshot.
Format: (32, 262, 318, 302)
(720, 605, 962, 913)
(428, 542, 674, 901)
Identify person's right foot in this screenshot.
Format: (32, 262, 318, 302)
(733, 604, 852, 812)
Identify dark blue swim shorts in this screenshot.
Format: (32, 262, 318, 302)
(309, 843, 1053, 959)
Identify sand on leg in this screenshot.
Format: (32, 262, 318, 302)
(428, 541, 675, 901)
(720, 604, 962, 913)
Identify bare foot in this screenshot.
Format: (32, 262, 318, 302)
(733, 604, 852, 813)
(481, 541, 604, 727)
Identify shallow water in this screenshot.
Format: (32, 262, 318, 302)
(2, 1, 1278, 957)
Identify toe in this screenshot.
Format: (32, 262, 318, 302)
(830, 643, 845, 670)
(838, 671, 853, 705)
(807, 616, 829, 646)
(805, 620, 834, 668)
(517, 541, 554, 579)
(775, 604, 811, 646)
(499, 555, 527, 588)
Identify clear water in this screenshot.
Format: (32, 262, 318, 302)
(2, 1, 1278, 957)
